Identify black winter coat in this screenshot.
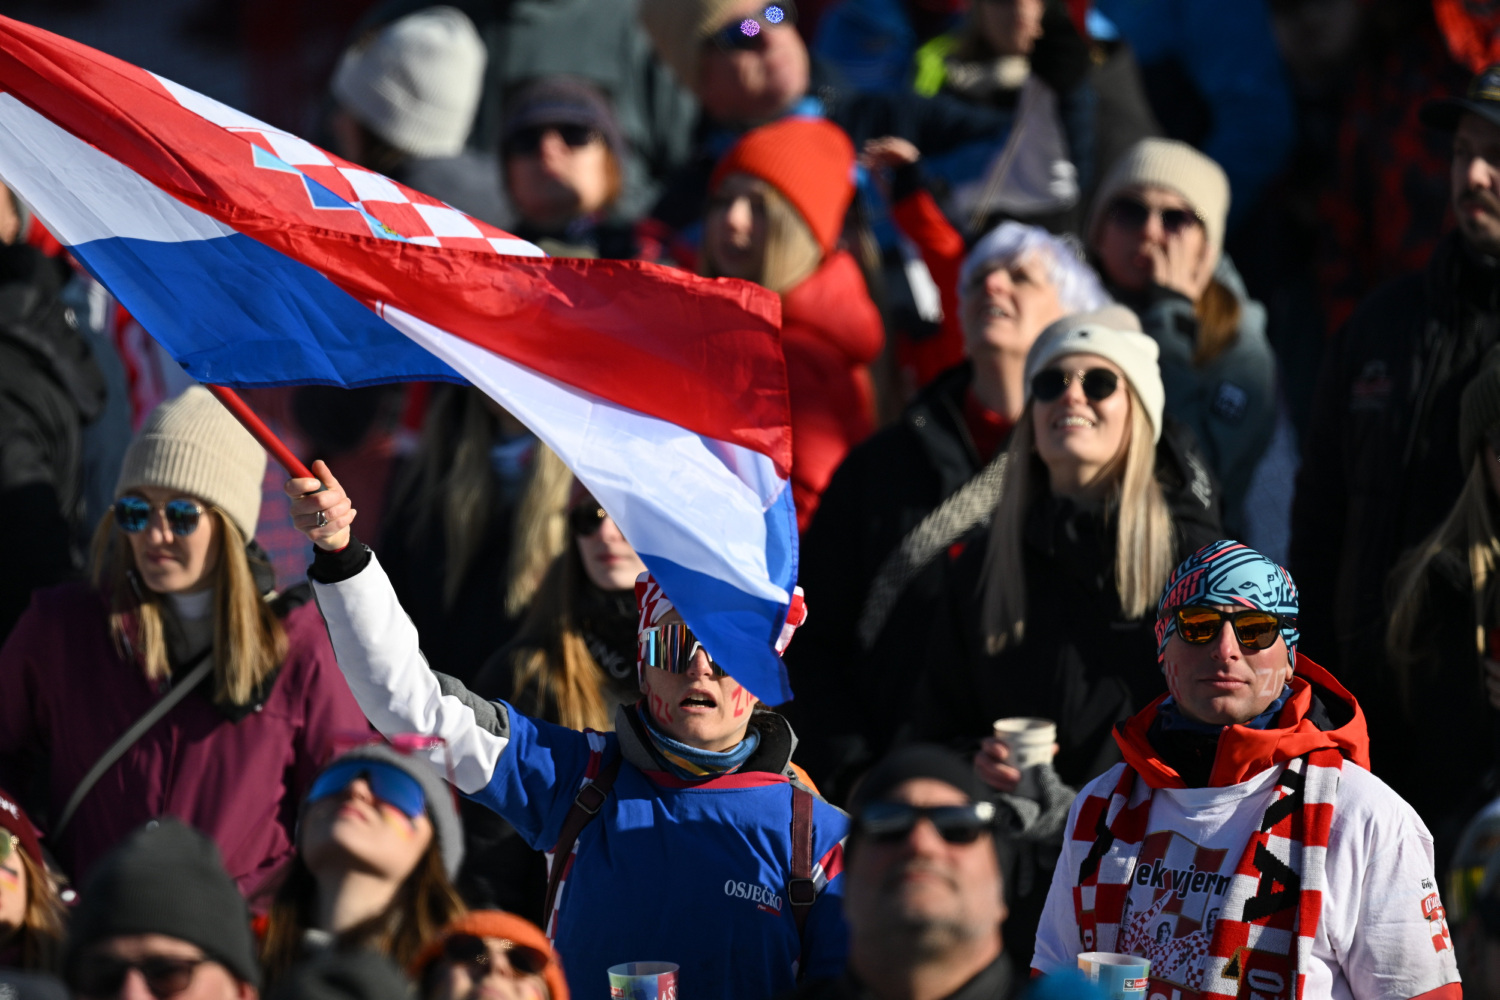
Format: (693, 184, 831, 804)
(914, 419, 1222, 789)
(784, 362, 993, 798)
(0, 244, 104, 643)
(1291, 233, 1500, 696)
(1378, 547, 1500, 868)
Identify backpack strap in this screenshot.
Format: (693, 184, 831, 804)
(788, 783, 817, 977)
(542, 754, 622, 928)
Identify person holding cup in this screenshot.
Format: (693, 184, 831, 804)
(283, 463, 848, 1000)
(1031, 540, 1462, 1000)
(916, 306, 1222, 790)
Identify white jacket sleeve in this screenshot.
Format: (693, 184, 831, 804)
(310, 550, 508, 795)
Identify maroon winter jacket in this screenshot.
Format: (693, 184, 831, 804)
(0, 582, 370, 900)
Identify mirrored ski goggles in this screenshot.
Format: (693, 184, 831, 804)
(857, 801, 998, 845)
(306, 759, 427, 818)
(639, 622, 725, 677)
(1170, 605, 1294, 650)
(113, 495, 205, 536)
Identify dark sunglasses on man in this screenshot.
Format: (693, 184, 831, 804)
(857, 800, 997, 845)
(710, 2, 796, 50)
(112, 496, 205, 537)
(508, 123, 600, 157)
(1029, 367, 1120, 403)
(1169, 605, 1294, 650)
(71, 953, 214, 1000)
(1105, 195, 1202, 236)
(441, 934, 550, 980)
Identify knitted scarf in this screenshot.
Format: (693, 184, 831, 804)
(639, 709, 761, 782)
(1070, 748, 1343, 1000)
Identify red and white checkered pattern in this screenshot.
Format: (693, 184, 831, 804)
(1071, 750, 1343, 1000)
(635, 572, 675, 633)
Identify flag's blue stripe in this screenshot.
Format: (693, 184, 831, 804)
(639, 487, 799, 705)
(71, 232, 462, 387)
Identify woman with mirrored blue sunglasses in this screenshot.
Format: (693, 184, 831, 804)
(0, 387, 369, 902)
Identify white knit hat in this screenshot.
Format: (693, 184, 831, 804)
(1024, 305, 1165, 442)
(115, 386, 267, 540)
(331, 7, 486, 159)
(1088, 138, 1231, 272)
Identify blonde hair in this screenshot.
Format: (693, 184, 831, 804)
(90, 507, 286, 707)
(14, 848, 65, 973)
(1386, 458, 1500, 710)
(506, 547, 614, 732)
(1193, 277, 1244, 367)
(393, 387, 572, 615)
(261, 840, 466, 990)
(701, 182, 825, 296)
(979, 387, 1174, 653)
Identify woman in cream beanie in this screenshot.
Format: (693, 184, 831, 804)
(0, 387, 368, 896)
(915, 305, 1225, 789)
(1086, 138, 1277, 540)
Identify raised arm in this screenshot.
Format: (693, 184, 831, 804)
(286, 462, 508, 795)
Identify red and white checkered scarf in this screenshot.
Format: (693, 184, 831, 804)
(1070, 748, 1343, 1000)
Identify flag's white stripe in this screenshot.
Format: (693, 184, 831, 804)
(0, 94, 232, 244)
(381, 304, 791, 606)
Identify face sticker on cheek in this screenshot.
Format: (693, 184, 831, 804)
(0, 861, 21, 894)
(377, 803, 420, 836)
(1163, 656, 1186, 702)
(729, 684, 753, 719)
(641, 676, 675, 725)
(1252, 657, 1283, 698)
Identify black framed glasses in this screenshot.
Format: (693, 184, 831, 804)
(71, 955, 211, 999)
(858, 801, 998, 845)
(1170, 606, 1293, 650)
(1105, 195, 1202, 235)
(569, 503, 608, 537)
(508, 123, 601, 157)
(1029, 367, 1120, 403)
(112, 496, 205, 536)
(442, 934, 549, 979)
(639, 622, 726, 678)
(710, 2, 796, 49)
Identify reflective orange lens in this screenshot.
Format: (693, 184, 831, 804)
(1172, 607, 1282, 650)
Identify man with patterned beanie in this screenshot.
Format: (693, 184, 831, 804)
(1031, 540, 1462, 1000)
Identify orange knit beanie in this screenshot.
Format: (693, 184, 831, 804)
(710, 116, 856, 254)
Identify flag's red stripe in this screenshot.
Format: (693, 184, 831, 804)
(0, 16, 792, 476)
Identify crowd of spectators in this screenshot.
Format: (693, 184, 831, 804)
(5, 0, 1500, 998)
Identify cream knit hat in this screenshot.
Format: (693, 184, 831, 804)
(639, 0, 745, 90)
(115, 386, 267, 540)
(1088, 138, 1231, 273)
(1024, 305, 1165, 442)
(331, 7, 486, 159)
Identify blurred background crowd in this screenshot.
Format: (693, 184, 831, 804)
(4, 0, 1500, 996)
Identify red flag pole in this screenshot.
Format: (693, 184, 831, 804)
(204, 384, 316, 481)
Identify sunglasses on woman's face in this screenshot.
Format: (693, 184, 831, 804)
(569, 503, 608, 537)
(1029, 367, 1120, 403)
(306, 760, 428, 819)
(113, 496, 204, 537)
(1170, 605, 1292, 650)
(857, 800, 997, 845)
(639, 622, 726, 678)
(0, 833, 17, 865)
(508, 124, 600, 156)
(72, 954, 210, 1000)
(1106, 196, 1202, 235)
(710, 2, 796, 49)
(442, 934, 549, 980)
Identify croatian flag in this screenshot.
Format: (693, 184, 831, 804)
(0, 17, 801, 704)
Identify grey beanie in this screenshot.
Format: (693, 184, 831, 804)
(1461, 345, 1500, 470)
(307, 744, 464, 878)
(332, 7, 486, 158)
(1025, 305, 1165, 442)
(115, 385, 266, 540)
(66, 820, 260, 988)
(1088, 138, 1231, 274)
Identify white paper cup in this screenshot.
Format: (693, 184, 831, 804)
(993, 717, 1056, 769)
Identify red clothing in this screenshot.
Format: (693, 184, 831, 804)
(780, 250, 885, 530)
(962, 389, 1013, 465)
(1113, 655, 1371, 789)
(890, 189, 967, 390)
(0, 582, 370, 901)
